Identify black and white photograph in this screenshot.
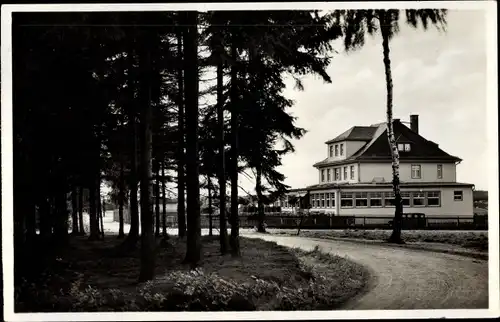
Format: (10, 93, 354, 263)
(1, 1, 498, 320)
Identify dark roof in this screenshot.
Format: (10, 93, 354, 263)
(357, 121, 461, 162)
(325, 126, 378, 144)
(315, 120, 461, 168)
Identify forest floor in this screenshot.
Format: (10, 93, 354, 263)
(15, 234, 369, 312)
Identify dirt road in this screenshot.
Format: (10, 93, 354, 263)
(243, 233, 488, 310)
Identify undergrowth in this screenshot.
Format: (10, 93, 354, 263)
(15, 236, 368, 312)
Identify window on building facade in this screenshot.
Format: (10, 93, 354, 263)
(454, 190, 463, 201)
(321, 169, 325, 182)
(427, 191, 441, 206)
(411, 164, 421, 179)
(340, 192, 354, 208)
(319, 190, 444, 208)
(329, 145, 333, 157)
(335, 144, 339, 156)
(327, 169, 331, 182)
(412, 191, 425, 206)
(355, 192, 368, 207)
(350, 165, 355, 180)
(368, 192, 382, 207)
(437, 164, 443, 179)
(343, 166, 348, 180)
(335, 168, 340, 180)
(340, 143, 344, 156)
(401, 191, 411, 206)
(398, 143, 411, 151)
(310, 194, 314, 208)
(384, 191, 396, 207)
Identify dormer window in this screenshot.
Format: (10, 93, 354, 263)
(340, 143, 344, 156)
(397, 143, 411, 152)
(329, 145, 333, 157)
(334, 145, 339, 157)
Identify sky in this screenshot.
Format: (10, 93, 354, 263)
(238, 9, 489, 193)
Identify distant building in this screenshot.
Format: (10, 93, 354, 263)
(279, 115, 474, 218)
(113, 198, 178, 224)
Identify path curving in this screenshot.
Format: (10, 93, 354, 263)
(242, 233, 488, 310)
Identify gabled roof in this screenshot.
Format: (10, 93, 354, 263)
(325, 126, 378, 144)
(357, 121, 461, 162)
(315, 120, 461, 168)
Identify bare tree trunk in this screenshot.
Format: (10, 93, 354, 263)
(53, 188, 69, 244)
(118, 158, 125, 238)
(78, 186, 85, 235)
(88, 173, 100, 240)
(138, 44, 155, 282)
(161, 162, 168, 238)
(71, 186, 79, 234)
(155, 161, 161, 238)
(229, 39, 240, 257)
(100, 197, 105, 238)
(128, 120, 140, 241)
(380, 15, 404, 244)
(24, 200, 36, 243)
(23, 164, 36, 242)
(123, 46, 140, 249)
(208, 176, 213, 236)
(216, 56, 228, 254)
(256, 165, 266, 233)
(39, 195, 52, 240)
(296, 212, 305, 236)
(183, 11, 202, 266)
(176, 28, 187, 239)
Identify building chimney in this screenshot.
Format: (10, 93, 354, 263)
(410, 114, 419, 134)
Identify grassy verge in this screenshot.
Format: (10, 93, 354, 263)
(286, 246, 370, 310)
(15, 235, 368, 312)
(270, 229, 488, 251)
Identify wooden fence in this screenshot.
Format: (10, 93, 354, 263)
(159, 213, 487, 231)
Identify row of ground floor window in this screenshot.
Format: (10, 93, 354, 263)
(281, 190, 466, 209)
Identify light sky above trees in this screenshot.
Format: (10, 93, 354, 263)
(96, 9, 488, 198)
(235, 9, 488, 193)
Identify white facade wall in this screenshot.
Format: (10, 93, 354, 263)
(283, 186, 473, 218)
(337, 187, 472, 217)
(318, 163, 359, 184)
(359, 162, 457, 183)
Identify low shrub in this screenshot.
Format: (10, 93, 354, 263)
(16, 235, 368, 312)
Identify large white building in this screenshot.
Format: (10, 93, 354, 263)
(281, 115, 474, 219)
